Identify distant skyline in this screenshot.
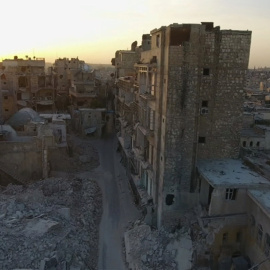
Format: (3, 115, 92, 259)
(1, 0, 270, 68)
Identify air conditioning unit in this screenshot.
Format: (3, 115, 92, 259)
(200, 107, 209, 115)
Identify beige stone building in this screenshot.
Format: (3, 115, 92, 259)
(197, 159, 270, 270)
(114, 22, 252, 228)
(0, 56, 55, 119)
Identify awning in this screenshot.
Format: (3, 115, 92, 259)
(85, 126, 97, 134)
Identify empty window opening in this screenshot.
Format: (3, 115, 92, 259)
(166, 194, 174, 205)
(202, 100, 208, 107)
(156, 35, 160, 47)
(243, 141, 246, 147)
(257, 141, 260, 147)
(203, 68, 210, 76)
(222, 232, 228, 244)
(4, 96, 8, 100)
(170, 26, 191, 46)
(250, 141, 253, 147)
(225, 188, 237, 200)
(198, 137, 206, 143)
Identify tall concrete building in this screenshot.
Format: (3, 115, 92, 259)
(114, 22, 252, 228)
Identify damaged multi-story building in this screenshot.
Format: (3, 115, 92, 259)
(0, 56, 55, 120)
(113, 22, 270, 268)
(115, 22, 251, 225)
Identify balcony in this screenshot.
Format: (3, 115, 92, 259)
(139, 85, 155, 100)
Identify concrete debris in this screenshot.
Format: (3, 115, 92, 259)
(0, 176, 102, 270)
(124, 208, 212, 270)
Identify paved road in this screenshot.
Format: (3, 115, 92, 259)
(93, 133, 141, 270)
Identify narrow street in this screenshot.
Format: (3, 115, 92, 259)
(92, 131, 141, 270)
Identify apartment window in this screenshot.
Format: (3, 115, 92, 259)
(203, 68, 210, 76)
(225, 188, 237, 200)
(242, 141, 246, 147)
(264, 233, 270, 256)
(202, 100, 208, 107)
(257, 224, 263, 246)
(250, 141, 253, 147)
(222, 232, 228, 244)
(198, 137, 206, 143)
(166, 194, 174, 205)
(257, 141, 260, 147)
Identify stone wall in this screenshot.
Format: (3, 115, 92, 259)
(157, 24, 251, 226)
(0, 138, 42, 183)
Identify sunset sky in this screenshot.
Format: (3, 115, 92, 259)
(1, 0, 269, 68)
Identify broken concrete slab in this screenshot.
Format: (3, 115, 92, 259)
(23, 218, 60, 238)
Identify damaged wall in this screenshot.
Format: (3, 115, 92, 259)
(0, 138, 42, 183)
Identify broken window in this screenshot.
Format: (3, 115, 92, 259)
(203, 68, 210, 76)
(250, 141, 253, 147)
(242, 141, 246, 147)
(257, 224, 263, 246)
(264, 233, 270, 256)
(156, 35, 160, 48)
(166, 194, 174, 205)
(225, 188, 237, 200)
(170, 26, 191, 46)
(198, 137, 206, 143)
(256, 141, 260, 147)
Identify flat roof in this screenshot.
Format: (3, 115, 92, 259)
(197, 159, 270, 188)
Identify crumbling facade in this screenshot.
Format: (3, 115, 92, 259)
(0, 56, 55, 119)
(114, 22, 252, 228)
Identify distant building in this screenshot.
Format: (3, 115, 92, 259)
(0, 56, 55, 119)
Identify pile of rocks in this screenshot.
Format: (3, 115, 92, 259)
(124, 220, 193, 270)
(0, 176, 102, 270)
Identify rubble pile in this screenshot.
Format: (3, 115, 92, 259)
(0, 176, 102, 270)
(124, 221, 181, 270)
(124, 208, 212, 270)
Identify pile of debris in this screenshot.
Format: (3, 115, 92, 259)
(0, 176, 102, 270)
(124, 220, 193, 270)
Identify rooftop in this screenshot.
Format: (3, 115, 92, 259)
(197, 159, 270, 188)
(248, 189, 270, 216)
